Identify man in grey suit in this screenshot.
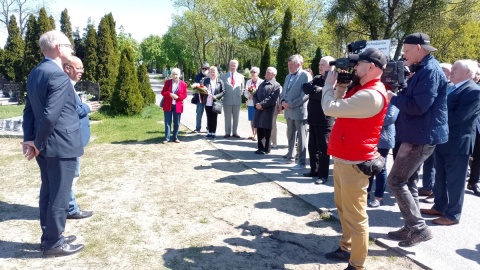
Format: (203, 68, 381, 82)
(280, 54, 311, 170)
(220, 59, 245, 138)
(22, 30, 85, 258)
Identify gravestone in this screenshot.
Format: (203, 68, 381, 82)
(0, 74, 21, 102)
(74, 81, 101, 101)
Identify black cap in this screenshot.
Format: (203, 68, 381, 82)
(349, 48, 387, 69)
(403, 32, 437, 52)
(202, 62, 210, 68)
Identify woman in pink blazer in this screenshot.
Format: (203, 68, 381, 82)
(161, 68, 188, 143)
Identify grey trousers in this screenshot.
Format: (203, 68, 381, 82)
(223, 105, 240, 135)
(286, 118, 307, 165)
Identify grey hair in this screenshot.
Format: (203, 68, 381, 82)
(229, 59, 239, 66)
(439, 63, 452, 71)
(39, 30, 70, 52)
(321, 56, 335, 64)
(454, 59, 478, 79)
(171, 68, 181, 75)
(288, 54, 303, 64)
(267, 67, 277, 75)
(250, 66, 260, 74)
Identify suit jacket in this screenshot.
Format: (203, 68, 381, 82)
(161, 79, 188, 113)
(436, 80, 480, 155)
(253, 79, 281, 129)
(200, 77, 225, 104)
(74, 91, 91, 147)
(220, 71, 244, 106)
(22, 59, 83, 158)
(281, 69, 310, 120)
(303, 75, 334, 127)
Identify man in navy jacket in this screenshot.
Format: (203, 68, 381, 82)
(386, 33, 448, 247)
(421, 60, 480, 224)
(22, 30, 84, 257)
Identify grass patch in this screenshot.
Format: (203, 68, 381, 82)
(276, 114, 286, 124)
(90, 104, 165, 144)
(0, 105, 24, 119)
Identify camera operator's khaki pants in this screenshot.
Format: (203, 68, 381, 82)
(333, 161, 369, 270)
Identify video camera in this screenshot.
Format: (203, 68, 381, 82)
(381, 61, 407, 91)
(327, 40, 367, 84)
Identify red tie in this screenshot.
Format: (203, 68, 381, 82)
(231, 74, 235, 86)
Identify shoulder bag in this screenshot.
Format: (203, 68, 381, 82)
(213, 100, 223, 114)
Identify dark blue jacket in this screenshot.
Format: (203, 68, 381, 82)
(74, 92, 91, 147)
(391, 54, 448, 145)
(435, 80, 480, 155)
(378, 104, 399, 149)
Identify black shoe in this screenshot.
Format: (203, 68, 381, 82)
(67, 210, 93, 219)
(302, 172, 318, 177)
(40, 235, 77, 250)
(205, 134, 213, 138)
(211, 135, 216, 140)
(399, 227, 433, 247)
(254, 150, 265, 155)
(388, 226, 410, 241)
(315, 178, 328, 185)
(325, 247, 350, 262)
(345, 264, 355, 270)
(467, 183, 480, 196)
(43, 243, 84, 258)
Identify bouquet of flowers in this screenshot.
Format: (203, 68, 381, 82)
(77, 91, 95, 102)
(192, 83, 208, 94)
(247, 85, 257, 94)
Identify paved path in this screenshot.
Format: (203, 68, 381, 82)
(153, 75, 480, 270)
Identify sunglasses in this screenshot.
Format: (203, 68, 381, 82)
(202, 68, 209, 70)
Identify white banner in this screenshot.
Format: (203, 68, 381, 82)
(364, 40, 391, 59)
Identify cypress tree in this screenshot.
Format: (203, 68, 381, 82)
(310, 47, 323, 76)
(84, 25, 98, 82)
(38, 7, 53, 34)
(60, 9, 74, 45)
(260, 43, 271, 78)
(49, 15, 56, 30)
(137, 62, 155, 106)
(106, 13, 119, 88)
(3, 15, 24, 82)
(23, 14, 40, 80)
(96, 15, 116, 102)
(276, 8, 295, 86)
(111, 46, 143, 115)
(73, 28, 86, 60)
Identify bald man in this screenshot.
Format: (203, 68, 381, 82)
(63, 56, 95, 220)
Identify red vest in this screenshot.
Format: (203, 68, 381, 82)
(328, 79, 388, 161)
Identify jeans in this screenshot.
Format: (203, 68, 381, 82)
(367, 148, 389, 198)
(421, 153, 436, 191)
(387, 143, 435, 231)
(164, 105, 181, 141)
(68, 157, 81, 215)
(195, 102, 205, 131)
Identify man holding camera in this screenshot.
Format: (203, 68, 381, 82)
(387, 33, 448, 247)
(302, 56, 335, 184)
(322, 48, 388, 270)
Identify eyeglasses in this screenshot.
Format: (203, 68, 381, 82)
(202, 68, 209, 70)
(67, 64, 84, 72)
(59, 44, 73, 49)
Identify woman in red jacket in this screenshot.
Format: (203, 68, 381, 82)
(161, 68, 188, 143)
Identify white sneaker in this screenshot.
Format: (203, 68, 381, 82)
(291, 164, 306, 170)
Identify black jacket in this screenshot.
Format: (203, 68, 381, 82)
(302, 75, 334, 127)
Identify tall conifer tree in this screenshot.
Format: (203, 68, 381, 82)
(4, 15, 24, 82)
(60, 9, 74, 45)
(49, 15, 56, 30)
(310, 47, 323, 76)
(111, 46, 143, 115)
(276, 8, 295, 86)
(260, 43, 271, 77)
(84, 25, 98, 82)
(96, 15, 116, 102)
(137, 63, 155, 106)
(23, 14, 40, 80)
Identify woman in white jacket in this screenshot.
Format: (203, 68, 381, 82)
(244, 67, 263, 141)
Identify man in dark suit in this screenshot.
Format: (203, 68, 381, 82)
(467, 118, 480, 196)
(22, 30, 85, 257)
(421, 59, 480, 225)
(253, 67, 281, 154)
(63, 56, 97, 219)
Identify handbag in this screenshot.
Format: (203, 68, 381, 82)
(191, 93, 199, 104)
(212, 100, 223, 114)
(356, 155, 385, 176)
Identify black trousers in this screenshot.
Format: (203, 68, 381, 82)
(468, 131, 480, 185)
(257, 128, 272, 153)
(36, 155, 77, 250)
(308, 125, 331, 179)
(204, 105, 218, 133)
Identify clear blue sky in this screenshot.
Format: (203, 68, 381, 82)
(0, 0, 176, 46)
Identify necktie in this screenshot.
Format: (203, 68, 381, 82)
(231, 74, 235, 86)
(447, 85, 456, 96)
(252, 81, 256, 87)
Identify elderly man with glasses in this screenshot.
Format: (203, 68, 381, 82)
(193, 62, 210, 133)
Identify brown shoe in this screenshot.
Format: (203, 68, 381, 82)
(432, 216, 458, 226)
(418, 188, 433, 196)
(420, 208, 443, 216)
(232, 134, 241, 138)
(224, 134, 231, 138)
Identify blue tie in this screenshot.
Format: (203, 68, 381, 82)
(446, 85, 456, 96)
